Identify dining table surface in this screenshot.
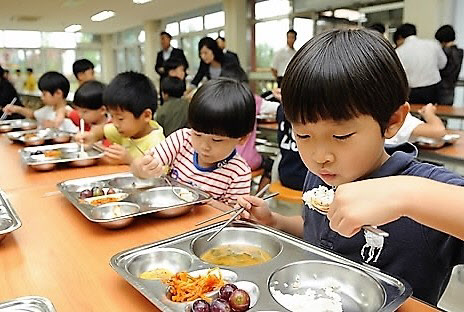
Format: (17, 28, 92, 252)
(410, 103, 464, 120)
(0, 134, 441, 312)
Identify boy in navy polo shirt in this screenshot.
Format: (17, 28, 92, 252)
(237, 28, 464, 305)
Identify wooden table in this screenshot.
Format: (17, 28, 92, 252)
(417, 130, 464, 168)
(410, 104, 464, 120)
(0, 136, 439, 311)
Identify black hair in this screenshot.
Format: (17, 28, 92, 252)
(395, 23, 416, 40)
(198, 37, 224, 63)
(72, 59, 94, 79)
(103, 71, 157, 118)
(4, 69, 9, 74)
(16, 69, 21, 73)
(73, 80, 106, 110)
(287, 29, 297, 37)
(281, 29, 409, 134)
(368, 23, 385, 34)
(164, 57, 185, 72)
(38, 71, 70, 98)
(161, 76, 185, 98)
(220, 66, 249, 83)
(0, 65, 4, 80)
(217, 36, 225, 42)
(435, 25, 455, 43)
(26, 68, 33, 73)
(188, 78, 255, 138)
(160, 31, 172, 39)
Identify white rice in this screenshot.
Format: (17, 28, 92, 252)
(270, 286, 343, 312)
(302, 186, 334, 207)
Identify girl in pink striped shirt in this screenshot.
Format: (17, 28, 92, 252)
(132, 78, 256, 206)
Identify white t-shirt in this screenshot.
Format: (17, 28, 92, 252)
(272, 46, 296, 77)
(396, 36, 447, 88)
(33, 105, 78, 132)
(385, 113, 423, 145)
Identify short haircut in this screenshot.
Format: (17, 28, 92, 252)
(26, 68, 33, 73)
(220, 66, 249, 83)
(281, 29, 409, 134)
(395, 23, 417, 40)
(435, 25, 455, 43)
(160, 31, 172, 39)
(72, 59, 94, 79)
(198, 37, 224, 63)
(369, 23, 385, 34)
(73, 80, 106, 110)
(161, 76, 185, 98)
(217, 36, 225, 42)
(164, 57, 185, 72)
(287, 29, 297, 37)
(103, 71, 157, 118)
(16, 69, 21, 73)
(189, 78, 255, 138)
(38, 71, 70, 98)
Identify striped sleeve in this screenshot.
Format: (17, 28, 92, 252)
(150, 129, 186, 166)
(222, 159, 252, 204)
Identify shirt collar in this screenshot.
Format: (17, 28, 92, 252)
(193, 149, 237, 172)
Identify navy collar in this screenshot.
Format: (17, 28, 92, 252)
(193, 149, 236, 172)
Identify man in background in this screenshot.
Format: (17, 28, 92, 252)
(271, 29, 297, 87)
(216, 36, 240, 65)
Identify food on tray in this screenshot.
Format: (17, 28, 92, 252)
(163, 268, 225, 302)
(178, 189, 195, 202)
(106, 188, 116, 195)
(79, 187, 118, 200)
(270, 286, 343, 312)
(91, 186, 104, 197)
(89, 195, 122, 206)
(200, 244, 272, 267)
(79, 189, 93, 199)
(192, 285, 251, 312)
(43, 150, 62, 158)
(219, 283, 237, 301)
(24, 133, 39, 140)
(139, 268, 173, 280)
(31, 150, 43, 156)
(302, 185, 334, 213)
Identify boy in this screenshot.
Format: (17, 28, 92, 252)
(237, 29, 464, 305)
(24, 68, 37, 92)
(132, 78, 255, 206)
(72, 59, 95, 86)
(155, 76, 189, 137)
(76, 71, 164, 165)
(3, 71, 77, 132)
(69, 80, 108, 131)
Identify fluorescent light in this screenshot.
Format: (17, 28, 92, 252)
(64, 24, 82, 33)
(133, 0, 152, 3)
(91, 10, 115, 22)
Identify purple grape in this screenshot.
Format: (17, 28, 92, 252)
(79, 189, 93, 199)
(192, 299, 211, 312)
(210, 298, 231, 312)
(229, 289, 250, 312)
(106, 188, 116, 195)
(219, 284, 238, 301)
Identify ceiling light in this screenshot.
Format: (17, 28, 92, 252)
(133, 0, 152, 3)
(91, 10, 115, 22)
(64, 24, 82, 33)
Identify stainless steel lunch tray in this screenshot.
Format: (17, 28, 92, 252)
(0, 188, 22, 243)
(110, 221, 412, 312)
(0, 119, 37, 132)
(413, 133, 461, 149)
(57, 172, 211, 227)
(0, 296, 56, 312)
(7, 128, 73, 145)
(20, 143, 103, 168)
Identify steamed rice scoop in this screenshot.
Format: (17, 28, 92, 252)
(302, 185, 335, 214)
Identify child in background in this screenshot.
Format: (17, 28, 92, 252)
(72, 59, 95, 86)
(164, 58, 187, 81)
(76, 71, 164, 165)
(237, 29, 464, 305)
(155, 76, 189, 137)
(69, 80, 109, 131)
(3, 71, 77, 132)
(132, 78, 255, 207)
(23, 68, 37, 92)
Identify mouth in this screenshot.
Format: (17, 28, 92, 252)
(319, 172, 337, 181)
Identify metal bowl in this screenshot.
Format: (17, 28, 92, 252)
(0, 124, 13, 133)
(269, 260, 386, 312)
(0, 218, 14, 242)
(52, 133, 71, 143)
(133, 187, 197, 218)
(20, 121, 37, 130)
(30, 163, 57, 171)
(125, 248, 194, 279)
(24, 137, 45, 146)
(108, 176, 161, 191)
(69, 157, 98, 167)
(90, 202, 139, 229)
(191, 227, 283, 266)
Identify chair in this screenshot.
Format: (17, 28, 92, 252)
(269, 180, 302, 203)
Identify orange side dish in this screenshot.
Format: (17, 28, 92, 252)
(163, 269, 225, 302)
(89, 197, 121, 206)
(44, 150, 62, 158)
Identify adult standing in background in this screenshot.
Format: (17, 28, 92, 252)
(23, 68, 37, 92)
(271, 29, 297, 87)
(0, 65, 24, 120)
(155, 32, 188, 84)
(216, 36, 240, 65)
(394, 23, 447, 104)
(435, 25, 463, 105)
(190, 37, 242, 88)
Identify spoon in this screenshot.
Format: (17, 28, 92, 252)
(78, 118, 88, 158)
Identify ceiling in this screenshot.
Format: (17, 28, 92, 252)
(0, 0, 221, 34)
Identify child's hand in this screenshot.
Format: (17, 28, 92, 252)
(74, 131, 96, 147)
(2, 104, 17, 114)
(327, 179, 403, 237)
(103, 144, 131, 165)
(236, 195, 275, 227)
(131, 152, 163, 178)
(418, 103, 437, 120)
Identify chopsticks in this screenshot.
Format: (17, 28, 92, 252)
(0, 97, 17, 121)
(205, 184, 277, 242)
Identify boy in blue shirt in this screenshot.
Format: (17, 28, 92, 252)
(237, 29, 464, 305)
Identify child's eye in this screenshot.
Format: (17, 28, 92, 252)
(333, 133, 355, 140)
(212, 139, 223, 142)
(295, 133, 310, 139)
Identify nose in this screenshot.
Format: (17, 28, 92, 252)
(200, 140, 211, 152)
(311, 147, 334, 165)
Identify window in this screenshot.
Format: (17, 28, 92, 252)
(255, 0, 291, 20)
(180, 16, 203, 33)
(204, 11, 225, 29)
(42, 32, 77, 49)
(3, 31, 41, 48)
(293, 17, 314, 50)
(181, 35, 202, 72)
(255, 18, 289, 68)
(165, 22, 179, 36)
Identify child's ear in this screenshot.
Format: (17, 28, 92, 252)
(237, 133, 251, 145)
(384, 102, 410, 139)
(99, 106, 107, 114)
(54, 89, 64, 98)
(141, 108, 153, 121)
